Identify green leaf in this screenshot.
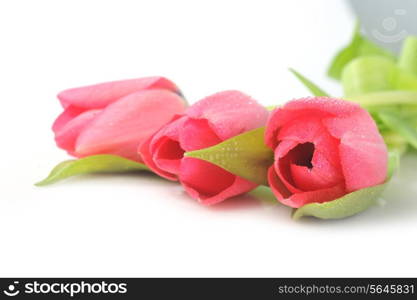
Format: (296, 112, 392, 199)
(327, 22, 394, 80)
(249, 186, 278, 205)
(387, 150, 400, 178)
(398, 36, 417, 77)
(346, 90, 417, 107)
(185, 127, 273, 185)
(378, 111, 417, 149)
(36, 154, 149, 186)
(383, 130, 408, 156)
(341, 56, 417, 97)
(292, 183, 387, 220)
(289, 68, 330, 97)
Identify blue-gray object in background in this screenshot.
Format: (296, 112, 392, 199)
(350, 0, 417, 53)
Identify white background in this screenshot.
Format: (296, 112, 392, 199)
(1, 0, 416, 277)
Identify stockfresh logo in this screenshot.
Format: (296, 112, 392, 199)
(3, 281, 20, 297)
(2, 280, 128, 297)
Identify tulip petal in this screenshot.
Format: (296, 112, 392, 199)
(139, 136, 178, 181)
(180, 157, 256, 205)
(310, 150, 344, 185)
(74, 89, 186, 162)
(290, 161, 342, 191)
(274, 157, 302, 194)
(186, 90, 269, 140)
(153, 137, 184, 175)
(268, 166, 292, 200)
(339, 133, 388, 192)
(323, 109, 381, 141)
(179, 118, 222, 151)
(52, 105, 87, 133)
(180, 157, 234, 198)
(58, 76, 180, 109)
(54, 109, 101, 154)
(149, 115, 186, 152)
(283, 184, 345, 208)
(277, 117, 324, 142)
(139, 116, 186, 180)
(272, 140, 300, 193)
(323, 110, 387, 191)
(275, 116, 343, 193)
(265, 97, 361, 148)
(276, 117, 342, 168)
(274, 140, 298, 158)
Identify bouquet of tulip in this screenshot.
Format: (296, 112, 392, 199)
(38, 24, 417, 220)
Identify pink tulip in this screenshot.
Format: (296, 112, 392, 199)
(53, 77, 186, 162)
(265, 97, 388, 208)
(140, 90, 270, 205)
